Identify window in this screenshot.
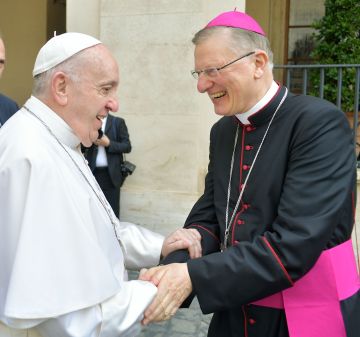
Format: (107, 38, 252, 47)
(287, 0, 325, 64)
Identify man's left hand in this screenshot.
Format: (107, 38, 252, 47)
(161, 228, 202, 259)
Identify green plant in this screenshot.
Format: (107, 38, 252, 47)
(310, 0, 360, 112)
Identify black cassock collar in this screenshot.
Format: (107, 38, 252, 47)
(234, 85, 289, 128)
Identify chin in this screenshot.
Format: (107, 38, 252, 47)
(213, 102, 230, 116)
(214, 109, 231, 116)
(81, 139, 92, 148)
(82, 134, 96, 147)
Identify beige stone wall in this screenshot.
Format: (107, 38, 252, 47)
(67, 0, 100, 38)
(67, 0, 241, 234)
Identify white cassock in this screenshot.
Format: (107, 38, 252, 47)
(0, 96, 164, 337)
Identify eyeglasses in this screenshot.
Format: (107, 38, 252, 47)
(191, 51, 255, 80)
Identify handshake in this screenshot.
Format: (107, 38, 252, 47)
(138, 228, 202, 326)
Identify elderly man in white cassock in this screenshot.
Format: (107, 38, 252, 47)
(0, 33, 201, 337)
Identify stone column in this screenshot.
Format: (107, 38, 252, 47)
(67, 0, 100, 38)
(98, 0, 241, 234)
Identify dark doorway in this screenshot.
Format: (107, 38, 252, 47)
(47, 0, 66, 40)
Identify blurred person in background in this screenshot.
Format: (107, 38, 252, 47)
(84, 113, 132, 219)
(0, 34, 18, 128)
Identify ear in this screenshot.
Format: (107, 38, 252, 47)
(51, 72, 69, 106)
(253, 51, 269, 79)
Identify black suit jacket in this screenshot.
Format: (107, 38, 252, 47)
(0, 93, 18, 127)
(85, 114, 131, 187)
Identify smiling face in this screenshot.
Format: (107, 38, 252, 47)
(193, 32, 269, 116)
(63, 45, 119, 146)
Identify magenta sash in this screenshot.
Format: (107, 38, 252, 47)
(251, 239, 360, 337)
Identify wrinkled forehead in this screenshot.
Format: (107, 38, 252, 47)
(89, 44, 119, 73)
(194, 35, 235, 68)
(80, 45, 119, 84)
(194, 30, 234, 55)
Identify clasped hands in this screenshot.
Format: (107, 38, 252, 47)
(139, 228, 201, 325)
(94, 134, 110, 147)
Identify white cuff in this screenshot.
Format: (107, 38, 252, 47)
(100, 280, 157, 337)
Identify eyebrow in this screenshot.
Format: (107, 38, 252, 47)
(98, 80, 118, 87)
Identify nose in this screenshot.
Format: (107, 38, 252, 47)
(106, 96, 119, 113)
(197, 74, 213, 93)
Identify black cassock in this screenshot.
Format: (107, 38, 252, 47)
(164, 85, 360, 337)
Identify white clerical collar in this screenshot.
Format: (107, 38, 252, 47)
(25, 95, 80, 149)
(236, 81, 279, 124)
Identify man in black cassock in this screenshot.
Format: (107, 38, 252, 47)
(140, 10, 360, 337)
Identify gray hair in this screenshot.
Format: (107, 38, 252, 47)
(32, 45, 102, 96)
(192, 26, 274, 69)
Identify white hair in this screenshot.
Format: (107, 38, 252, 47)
(192, 26, 274, 69)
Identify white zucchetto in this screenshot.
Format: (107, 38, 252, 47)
(32, 32, 101, 77)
